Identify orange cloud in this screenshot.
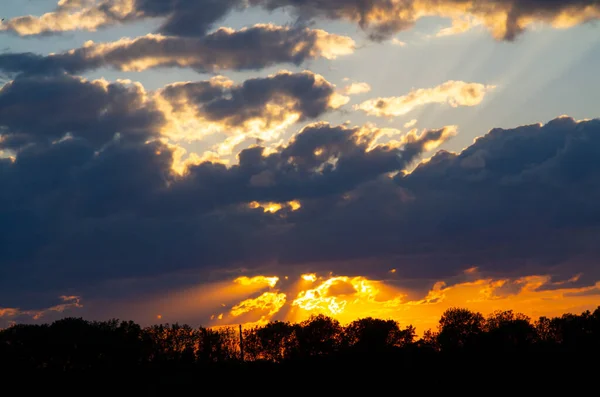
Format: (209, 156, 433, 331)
(234, 276, 279, 288)
(213, 271, 600, 335)
(230, 292, 287, 318)
(247, 201, 302, 214)
(355, 81, 495, 118)
(301, 273, 317, 282)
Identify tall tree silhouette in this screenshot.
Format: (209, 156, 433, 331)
(293, 314, 342, 357)
(437, 307, 485, 351)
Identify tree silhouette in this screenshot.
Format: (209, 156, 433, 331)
(482, 310, 536, 352)
(2, 305, 600, 393)
(293, 314, 342, 357)
(437, 307, 485, 351)
(344, 317, 415, 352)
(243, 321, 296, 362)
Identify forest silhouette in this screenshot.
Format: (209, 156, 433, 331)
(2, 306, 599, 394)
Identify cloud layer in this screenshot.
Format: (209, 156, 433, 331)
(157, 70, 349, 146)
(2, 74, 600, 320)
(0, 25, 354, 76)
(1, 0, 599, 331)
(2, 0, 599, 40)
(0, 70, 348, 152)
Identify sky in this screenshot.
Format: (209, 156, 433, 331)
(1, 0, 600, 333)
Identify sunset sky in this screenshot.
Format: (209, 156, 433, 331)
(1, 0, 600, 332)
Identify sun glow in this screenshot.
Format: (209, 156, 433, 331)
(234, 276, 279, 288)
(230, 292, 287, 317)
(248, 200, 302, 213)
(292, 276, 380, 315)
(301, 273, 317, 282)
(202, 271, 600, 334)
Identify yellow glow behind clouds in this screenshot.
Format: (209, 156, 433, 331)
(248, 200, 302, 213)
(234, 275, 279, 288)
(204, 271, 600, 334)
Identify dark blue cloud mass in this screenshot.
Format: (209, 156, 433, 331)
(1, 71, 599, 314)
(0, 0, 599, 330)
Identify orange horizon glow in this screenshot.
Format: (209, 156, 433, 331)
(205, 270, 600, 333)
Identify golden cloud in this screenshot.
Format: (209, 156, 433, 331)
(157, 71, 348, 147)
(404, 119, 418, 129)
(247, 200, 302, 214)
(43, 25, 354, 74)
(3, 0, 600, 41)
(234, 276, 279, 288)
(207, 271, 600, 335)
(0, 0, 136, 36)
(355, 80, 495, 118)
(341, 82, 372, 95)
(230, 292, 287, 317)
(301, 273, 317, 282)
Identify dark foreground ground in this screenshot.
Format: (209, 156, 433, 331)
(9, 351, 597, 396)
(4, 310, 600, 395)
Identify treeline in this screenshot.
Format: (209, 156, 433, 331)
(1, 307, 599, 393)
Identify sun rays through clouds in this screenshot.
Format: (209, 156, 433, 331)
(0, 0, 599, 330)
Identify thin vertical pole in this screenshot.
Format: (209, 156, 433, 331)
(239, 324, 244, 362)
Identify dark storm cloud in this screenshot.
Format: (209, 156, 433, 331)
(0, 25, 354, 77)
(0, 74, 163, 150)
(166, 123, 454, 211)
(278, 116, 600, 283)
(2, 71, 600, 318)
(0, 98, 450, 309)
(1, 0, 599, 41)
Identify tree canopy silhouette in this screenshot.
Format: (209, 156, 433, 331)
(1, 306, 599, 394)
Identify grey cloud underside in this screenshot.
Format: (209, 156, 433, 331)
(2, 67, 600, 309)
(161, 70, 339, 125)
(275, 122, 600, 303)
(139, 0, 600, 41)
(0, 25, 344, 77)
(0, 74, 452, 308)
(0, 71, 338, 151)
(256, 0, 600, 39)
(0, 75, 163, 149)
(2, 0, 599, 40)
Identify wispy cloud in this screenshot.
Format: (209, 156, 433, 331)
(355, 81, 495, 117)
(0, 296, 82, 325)
(340, 82, 371, 95)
